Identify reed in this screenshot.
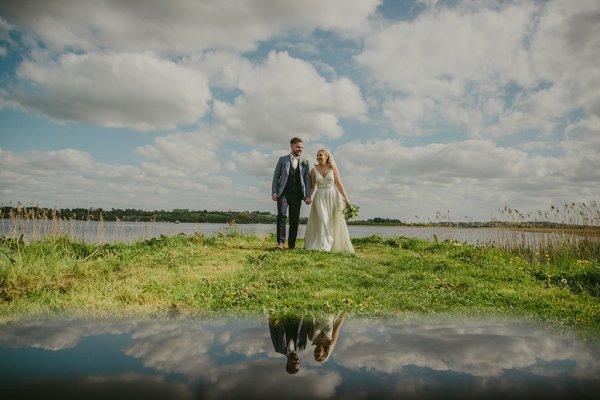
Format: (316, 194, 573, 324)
(422, 202, 599, 267)
(1, 203, 119, 244)
(490, 202, 600, 265)
(3, 201, 599, 266)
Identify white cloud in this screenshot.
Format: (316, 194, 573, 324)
(358, 1, 540, 138)
(564, 116, 600, 154)
(231, 149, 281, 177)
(135, 128, 222, 174)
(0, 148, 244, 211)
(383, 97, 436, 136)
(358, 2, 536, 96)
(1, 0, 598, 221)
(213, 51, 368, 144)
(186, 51, 252, 90)
(0, 88, 22, 111)
(529, 0, 600, 118)
(13, 51, 210, 131)
(332, 138, 597, 220)
(0, 0, 379, 55)
(359, 0, 600, 145)
(0, 16, 14, 44)
(337, 139, 532, 179)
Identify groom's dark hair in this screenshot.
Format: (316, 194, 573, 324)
(290, 137, 303, 144)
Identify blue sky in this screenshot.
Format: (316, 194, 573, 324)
(1, 0, 599, 221)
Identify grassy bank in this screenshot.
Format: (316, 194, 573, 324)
(1, 232, 598, 336)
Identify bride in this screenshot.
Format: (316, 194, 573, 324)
(303, 148, 354, 253)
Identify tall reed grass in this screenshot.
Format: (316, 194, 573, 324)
(2, 202, 599, 265)
(488, 202, 600, 264)
(1, 204, 129, 244)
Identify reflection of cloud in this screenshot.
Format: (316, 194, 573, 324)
(4, 373, 195, 400)
(1, 316, 599, 398)
(123, 321, 218, 379)
(205, 359, 342, 400)
(121, 319, 343, 398)
(0, 319, 135, 350)
(220, 326, 272, 358)
(334, 318, 600, 379)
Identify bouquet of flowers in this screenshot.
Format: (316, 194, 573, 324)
(343, 203, 360, 221)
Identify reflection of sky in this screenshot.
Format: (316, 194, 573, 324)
(0, 316, 598, 399)
(333, 318, 600, 378)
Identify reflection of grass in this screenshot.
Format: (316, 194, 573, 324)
(1, 233, 598, 338)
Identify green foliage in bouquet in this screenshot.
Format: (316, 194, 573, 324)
(343, 203, 360, 221)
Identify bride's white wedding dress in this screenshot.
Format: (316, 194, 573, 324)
(304, 169, 354, 253)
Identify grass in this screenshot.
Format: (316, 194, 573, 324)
(1, 232, 598, 338)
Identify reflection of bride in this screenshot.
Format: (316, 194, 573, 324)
(303, 148, 354, 253)
(308, 313, 345, 364)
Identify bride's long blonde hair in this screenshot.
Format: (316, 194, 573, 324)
(316, 148, 338, 172)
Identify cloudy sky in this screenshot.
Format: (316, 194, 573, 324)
(1, 0, 599, 221)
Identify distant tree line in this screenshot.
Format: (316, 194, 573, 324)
(1, 206, 279, 224)
(3, 206, 597, 229)
(348, 217, 403, 225)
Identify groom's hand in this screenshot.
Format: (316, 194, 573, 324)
(305, 197, 311, 205)
(272, 194, 278, 201)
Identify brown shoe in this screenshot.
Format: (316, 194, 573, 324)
(277, 243, 285, 250)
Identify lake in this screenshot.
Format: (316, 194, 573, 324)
(0, 315, 598, 399)
(1, 219, 591, 248)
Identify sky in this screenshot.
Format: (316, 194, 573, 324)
(0, 0, 599, 222)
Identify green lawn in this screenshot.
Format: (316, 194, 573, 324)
(1, 233, 598, 337)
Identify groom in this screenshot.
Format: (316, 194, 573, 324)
(272, 137, 312, 250)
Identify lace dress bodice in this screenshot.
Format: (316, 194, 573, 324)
(315, 169, 335, 189)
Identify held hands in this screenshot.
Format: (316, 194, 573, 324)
(272, 194, 311, 204)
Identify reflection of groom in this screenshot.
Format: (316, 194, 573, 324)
(272, 137, 311, 250)
(269, 316, 309, 374)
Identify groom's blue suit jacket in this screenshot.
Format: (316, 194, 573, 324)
(272, 154, 312, 199)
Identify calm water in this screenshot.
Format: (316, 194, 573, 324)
(0, 316, 598, 399)
(0, 219, 587, 247)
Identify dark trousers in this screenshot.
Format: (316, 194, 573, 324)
(277, 193, 302, 248)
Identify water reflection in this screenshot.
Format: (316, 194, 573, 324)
(269, 315, 307, 374)
(268, 313, 345, 374)
(0, 316, 598, 399)
(309, 313, 344, 364)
